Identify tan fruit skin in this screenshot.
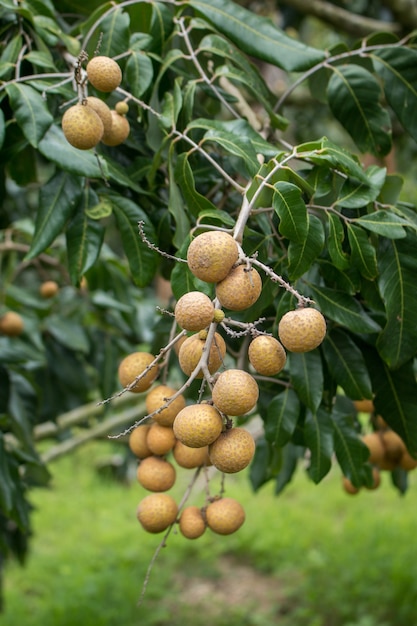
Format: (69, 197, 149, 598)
(136, 456, 176, 492)
(115, 101, 129, 115)
(209, 427, 255, 473)
(342, 476, 360, 495)
(174, 291, 214, 331)
(179, 506, 206, 539)
(118, 352, 158, 392)
(248, 335, 286, 376)
(173, 441, 210, 468)
(86, 56, 122, 92)
(85, 96, 113, 134)
(0, 311, 24, 336)
(178, 332, 226, 378)
(278, 308, 326, 353)
(129, 424, 152, 459)
(173, 404, 223, 448)
(146, 423, 177, 456)
(39, 280, 59, 298)
(212, 369, 259, 416)
(187, 231, 239, 283)
(205, 498, 245, 535)
(136, 493, 178, 533)
(215, 265, 262, 311)
(62, 104, 104, 150)
(101, 111, 130, 146)
(145, 385, 186, 426)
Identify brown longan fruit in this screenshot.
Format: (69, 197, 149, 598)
(0, 311, 24, 337)
(215, 265, 262, 311)
(353, 399, 375, 414)
(145, 385, 186, 426)
(173, 441, 210, 469)
(146, 423, 176, 456)
(101, 111, 130, 146)
(86, 56, 122, 92)
(248, 335, 286, 376)
(179, 506, 206, 539)
(136, 493, 178, 533)
(173, 403, 224, 448)
(118, 352, 158, 393)
(362, 432, 385, 466)
(278, 308, 326, 353)
(212, 369, 259, 416)
(205, 497, 245, 535)
(136, 456, 176, 492)
(342, 476, 360, 495)
(85, 96, 113, 134)
(174, 291, 214, 331)
(208, 427, 255, 473)
(178, 331, 226, 378)
(128, 424, 152, 459)
(62, 103, 104, 150)
(39, 280, 59, 298)
(187, 231, 239, 283)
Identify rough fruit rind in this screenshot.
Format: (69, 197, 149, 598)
(145, 385, 186, 426)
(118, 352, 158, 392)
(179, 506, 206, 539)
(278, 307, 326, 353)
(212, 369, 259, 416)
(136, 493, 178, 533)
(62, 103, 104, 150)
(178, 332, 226, 378)
(85, 96, 113, 134)
(173, 403, 223, 448)
(136, 456, 176, 492)
(146, 423, 176, 456)
(173, 441, 210, 469)
(0, 311, 24, 337)
(101, 111, 130, 146)
(187, 231, 239, 283)
(129, 424, 152, 459)
(86, 56, 122, 92)
(215, 265, 262, 311)
(174, 291, 214, 331)
(205, 497, 245, 535)
(248, 335, 286, 376)
(209, 427, 255, 473)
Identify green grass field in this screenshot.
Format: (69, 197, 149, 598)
(2, 441, 417, 626)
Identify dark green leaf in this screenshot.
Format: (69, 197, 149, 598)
(336, 164, 386, 209)
(249, 436, 282, 490)
(201, 128, 259, 177)
(26, 171, 83, 260)
(110, 194, 158, 287)
(322, 328, 372, 399)
(304, 408, 333, 483)
(5, 83, 53, 147)
(46, 315, 90, 354)
(265, 389, 300, 447)
(332, 399, 371, 487)
(377, 236, 417, 367)
(288, 214, 325, 280)
(275, 443, 304, 494)
(189, 0, 326, 71)
(355, 210, 408, 239)
(346, 224, 378, 280)
(289, 350, 323, 413)
(297, 137, 369, 184)
(175, 153, 219, 217)
(38, 125, 106, 178)
(327, 64, 391, 156)
(327, 213, 350, 270)
(273, 181, 308, 243)
(0, 434, 14, 513)
(91, 8, 130, 58)
(126, 51, 154, 98)
(168, 151, 191, 249)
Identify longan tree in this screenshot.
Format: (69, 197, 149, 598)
(1, 0, 417, 604)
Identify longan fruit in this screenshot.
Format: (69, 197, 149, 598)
(174, 291, 214, 331)
(86, 55, 122, 92)
(178, 331, 226, 378)
(39, 280, 59, 298)
(248, 335, 286, 376)
(145, 385, 186, 426)
(118, 352, 158, 393)
(128, 424, 152, 459)
(215, 265, 262, 311)
(399, 449, 417, 471)
(62, 103, 104, 150)
(136, 493, 178, 533)
(212, 369, 259, 416)
(209, 427, 255, 473)
(146, 423, 176, 456)
(85, 96, 113, 134)
(101, 110, 130, 146)
(362, 432, 385, 466)
(173, 441, 210, 469)
(353, 399, 375, 414)
(205, 497, 245, 535)
(173, 403, 224, 448)
(278, 308, 326, 353)
(179, 506, 206, 539)
(187, 231, 239, 283)
(136, 456, 176, 492)
(0, 311, 24, 337)
(342, 476, 360, 495)
(115, 101, 129, 115)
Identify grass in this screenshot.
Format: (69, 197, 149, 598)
(2, 441, 417, 626)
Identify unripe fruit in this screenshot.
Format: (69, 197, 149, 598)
(0, 311, 24, 337)
(145, 385, 186, 426)
(136, 456, 176, 492)
(179, 506, 206, 539)
(129, 424, 152, 459)
(215, 265, 262, 311)
(118, 352, 158, 393)
(146, 423, 176, 456)
(39, 280, 59, 298)
(213, 309, 225, 323)
(115, 101, 129, 115)
(178, 332, 226, 378)
(248, 335, 286, 376)
(173, 403, 223, 448)
(86, 55, 122, 92)
(342, 476, 360, 495)
(85, 96, 113, 134)
(173, 441, 210, 469)
(209, 427, 255, 473)
(136, 493, 178, 533)
(187, 231, 239, 283)
(212, 369, 259, 416)
(62, 103, 104, 150)
(278, 308, 326, 352)
(205, 497, 245, 535)
(353, 399, 375, 414)
(174, 291, 214, 331)
(101, 111, 130, 146)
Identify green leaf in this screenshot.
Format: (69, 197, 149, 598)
(168, 150, 191, 249)
(175, 153, 219, 217)
(189, 0, 325, 71)
(297, 137, 369, 184)
(275, 443, 303, 494)
(307, 284, 381, 333)
(46, 315, 90, 354)
(5, 83, 53, 147)
(288, 214, 325, 280)
(304, 408, 333, 483)
(201, 127, 259, 177)
(110, 193, 158, 287)
(273, 181, 308, 243)
(38, 125, 106, 178)
(322, 328, 372, 399)
(0, 434, 14, 513)
(66, 191, 105, 285)
(377, 236, 417, 367)
(355, 210, 408, 239)
(326, 213, 350, 270)
(26, 171, 83, 260)
(373, 47, 417, 143)
(24, 50, 57, 70)
(332, 398, 371, 486)
(327, 64, 391, 156)
(289, 350, 323, 413)
(0, 34, 23, 79)
(90, 8, 130, 58)
(249, 437, 282, 491)
(265, 389, 300, 447)
(125, 51, 154, 98)
(346, 223, 378, 280)
(0, 108, 5, 149)
(336, 164, 386, 209)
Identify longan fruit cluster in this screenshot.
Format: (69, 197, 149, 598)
(62, 55, 130, 150)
